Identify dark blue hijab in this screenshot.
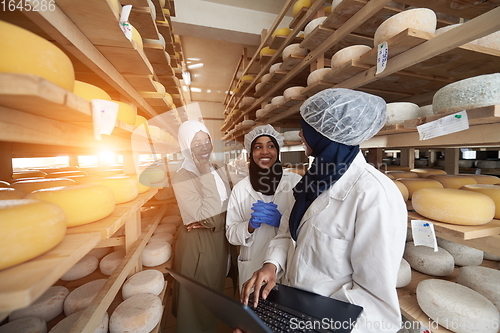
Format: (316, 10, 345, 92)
(289, 119, 359, 240)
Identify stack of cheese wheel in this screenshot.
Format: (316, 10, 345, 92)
(63, 279, 107, 316)
(412, 188, 495, 225)
(9, 285, 69, 322)
(25, 185, 116, 227)
(330, 45, 372, 69)
(307, 68, 331, 86)
(292, 0, 311, 17)
(0, 21, 75, 91)
(392, 180, 409, 201)
(0, 187, 25, 199)
(396, 178, 443, 199)
(427, 174, 477, 189)
(385, 170, 418, 179)
(461, 184, 500, 219)
(73, 80, 111, 101)
(282, 44, 308, 60)
(121, 269, 165, 300)
(110, 293, 162, 333)
(373, 8, 437, 46)
(0, 199, 67, 270)
(410, 168, 447, 178)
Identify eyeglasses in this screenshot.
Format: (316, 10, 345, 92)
(191, 140, 212, 148)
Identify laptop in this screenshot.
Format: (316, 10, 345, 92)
(165, 267, 363, 333)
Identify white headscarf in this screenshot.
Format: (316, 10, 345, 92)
(177, 120, 228, 202)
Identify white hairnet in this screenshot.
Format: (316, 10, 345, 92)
(300, 88, 386, 145)
(244, 124, 284, 152)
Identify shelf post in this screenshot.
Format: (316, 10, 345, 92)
(400, 148, 415, 169)
(444, 148, 459, 175)
(0, 142, 13, 181)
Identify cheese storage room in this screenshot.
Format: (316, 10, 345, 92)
(1, 0, 500, 332)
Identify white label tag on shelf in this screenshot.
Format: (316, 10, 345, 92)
(91, 99, 119, 140)
(119, 5, 133, 41)
(411, 220, 438, 252)
(376, 42, 388, 74)
(417, 110, 469, 140)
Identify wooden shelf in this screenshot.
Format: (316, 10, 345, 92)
(130, 6, 160, 40)
(0, 232, 101, 317)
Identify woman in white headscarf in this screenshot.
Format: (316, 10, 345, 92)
(226, 125, 301, 292)
(172, 120, 231, 333)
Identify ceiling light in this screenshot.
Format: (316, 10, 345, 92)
(187, 57, 201, 61)
(182, 86, 188, 92)
(190, 87, 202, 92)
(187, 63, 204, 69)
(206, 89, 212, 93)
(182, 71, 191, 86)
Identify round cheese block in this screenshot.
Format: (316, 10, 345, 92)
(0, 199, 66, 270)
(416, 279, 500, 333)
(271, 95, 285, 105)
(139, 167, 165, 187)
(433, 73, 500, 115)
(307, 68, 331, 86)
(412, 188, 495, 225)
(240, 96, 255, 106)
(88, 176, 139, 204)
(142, 241, 172, 267)
(283, 130, 301, 142)
(87, 247, 111, 259)
(0, 317, 47, 333)
(476, 159, 500, 169)
(460, 184, 500, 219)
(385, 102, 420, 125)
(458, 174, 500, 185)
(374, 8, 437, 46)
(385, 170, 419, 179)
(282, 44, 308, 59)
(404, 242, 455, 276)
(264, 103, 274, 112)
(272, 27, 291, 37)
(241, 75, 254, 82)
(427, 175, 477, 189)
(396, 178, 443, 199)
(261, 73, 272, 84)
(12, 171, 47, 179)
(73, 81, 111, 101)
(396, 258, 411, 288)
(410, 168, 447, 178)
(122, 269, 165, 300)
(60, 255, 99, 281)
(114, 101, 137, 125)
(283, 86, 305, 99)
(0, 187, 25, 199)
(26, 185, 116, 227)
(130, 25, 143, 50)
(109, 293, 162, 333)
(260, 47, 276, 57)
(269, 62, 283, 74)
(161, 215, 182, 226)
(0, 21, 75, 91)
(392, 180, 409, 201)
(241, 120, 255, 127)
(437, 238, 483, 266)
(149, 232, 174, 244)
(484, 252, 500, 261)
(100, 250, 125, 275)
(135, 115, 148, 128)
(155, 223, 177, 235)
(292, 0, 311, 17)
(417, 105, 434, 118)
(255, 82, 264, 92)
(49, 310, 108, 333)
(457, 265, 500, 311)
(475, 29, 500, 50)
(330, 45, 372, 69)
(256, 109, 266, 119)
(304, 17, 327, 38)
(9, 286, 69, 322)
(63, 279, 107, 316)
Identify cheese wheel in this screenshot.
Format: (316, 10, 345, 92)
(374, 8, 437, 46)
(109, 293, 162, 333)
(255, 82, 264, 92)
(0, 317, 47, 333)
(459, 174, 500, 185)
(100, 250, 125, 275)
(149, 232, 174, 244)
(12, 178, 76, 193)
(475, 29, 500, 50)
(63, 279, 107, 316)
(161, 215, 182, 226)
(304, 17, 327, 38)
(241, 120, 255, 127)
(292, 0, 311, 17)
(330, 45, 372, 68)
(87, 247, 111, 259)
(12, 171, 47, 179)
(9, 286, 69, 322)
(260, 47, 276, 57)
(403, 242, 455, 276)
(135, 115, 148, 127)
(60, 255, 99, 281)
(45, 171, 88, 178)
(130, 25, 143, 50)
(256, 109, 266, 119)
(121, 269, 165, 300)
(410, 168, 447, 178)
(385, 102, 420, 125)
(412, 188, 495, 225)
(385, 170, 418, 179)
(457, 265, 500, 311)
(307, 68, 331, 86)
(416, 279, 500, 333)
(0, 199, 66, 270)
(142, 241, 172, 267)
(271, 95, 285, 105)
(272, 27, 291, 37)
(154, 223, 176, 235)
(417, 104, 434, 117)
(26, 185, 115, 227)
(241, 75, 254, 82)
(49, 310, 108, 333)
(0, 21, 75, 91)
(128, 174, 150, 194)
(484, 252, 500, 261)
(85, 175, 139, 204)
(283, 86, 305, 99)
(396, 258, 411, 288)
(240, 96, 255, 106)
(261, 73, 272, 84)
(427, 175, 477, 189)
(461, 184, 500, 219)
(269, 62, 282, 74)
(282, 44, 308, 60)
(437, 238, 483, 266)
(73, 81, 111, 101)
(397, 178, 443, 199)
(0, 187, 25, 199)
(139, 167, 165, 187)
(114, 101, 137, 125)
(392, 180, 409, 201)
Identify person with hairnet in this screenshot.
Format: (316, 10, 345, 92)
(171, 120, 231, 333)
(226, 125, 301, 292)
(236, 89, 408, 333)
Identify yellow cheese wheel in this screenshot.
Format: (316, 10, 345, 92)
(45, 170, 88, 178)
(386, 171, 419, 179)
(130, 174, 150, 193)
(0, 187, 26, 199)
(427, 175, 477, 189)
(26, 185, 116, 227)
(139, 167, 166, 186)
(461, 184, 500, 219)
(0, 199, 66, 270)
(241, 75, 255, 82)
(12, 171, 47, 179)
(272, 28, 291, 37)
(109, 0, 121, 16)
(459, 174, 500, 185)
(324, 5, 332, 14)
(131, 25, 143, 50)
(135, 115, 148, 127)
(412, 188, 495, 225)
(385, 173, 396, 180)
(292, 0, 311, 17)
(0, 21, 75, 91)
(410, 168, 447, 178)
(12, 178, 76, 193)
(114, 101, 137, 125)
(392, 180, 409, 201)
(91, 176, 139, 204)
(73, 81, 111, 101)
(260, 47, 277, 57)
(152, 81, 166, 94)
(397, 178, 444, 199)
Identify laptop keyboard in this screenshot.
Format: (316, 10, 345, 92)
(249, 294, 334, 333)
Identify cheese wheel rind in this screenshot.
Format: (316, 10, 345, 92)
(427, 175, 477, 189)
(12, 178, 76, 194)
(0, 317, 47, 333)
(109, 293, 163, 333)
(122, 269, 165, 300)
(392, 180, 409, 201)
(412, 188, 495, 225)
(409, 168, 447, 178)
(457, 265, 500, 311)
(63, 279, 107, 316)
(404, 242, 454, 276)
(437, 238, 483, 266)
(100, 250, 125, 276)
(60, 255, 99, 281)
(460, 184, 500, 219)
(9, 286, 69, 322)
(49, 310, 108, 333)
(142, 241, 172, 267)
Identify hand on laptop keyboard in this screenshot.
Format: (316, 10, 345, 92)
(240, 263, 278, 308)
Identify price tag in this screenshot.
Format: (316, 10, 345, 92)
(119, 5, 133, 41)
(91, 99, 119, 140)
(417, 110, 469, 140)
(411, 220, 438, 252)
(376, 42, 388, 74)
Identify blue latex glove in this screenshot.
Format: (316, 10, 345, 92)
(250, 203, 281, 228)
(249, 200, 267, 229)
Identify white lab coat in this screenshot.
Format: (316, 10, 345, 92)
(266, 152, 407, 333)
(226, 171, 301, 291)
